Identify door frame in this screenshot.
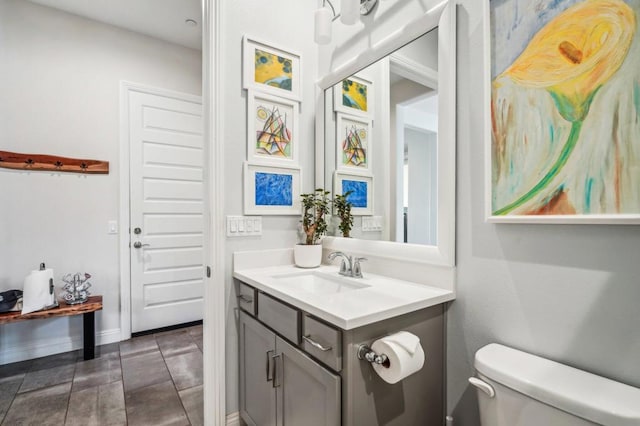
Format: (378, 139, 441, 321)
(119, 2, 226, 423)
(203, 1, 227, 424)
(118, 81, 204, 340)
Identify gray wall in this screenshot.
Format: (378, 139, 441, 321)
(448, 1, 640, 424)
(220, 0, 318, 413)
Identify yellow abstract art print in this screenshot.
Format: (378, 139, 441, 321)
(334, 75, 373, 118)
(243, 36, 301, 101)
(489, 0, 640, 222)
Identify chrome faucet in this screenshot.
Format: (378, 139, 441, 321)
(328, 252, 367, 278)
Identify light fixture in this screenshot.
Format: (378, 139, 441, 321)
(314, 0, 378, 45)
(341, 0, 359, 25)
(315, 3, 333, 44)
(184, 18, 198, 27)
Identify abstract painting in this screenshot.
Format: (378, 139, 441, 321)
(247, 91, 299, 164)
(336, 113, 372, 173)
(243, 36, 301, 101)
(334, 75, 373, 117)
(489, 0, 640, 223)
(334, 172, 373, 215)
(255, 49, 292, 91)
(244, 162, 301, 215)
(342, 180, 367, 208)
(255, 172, 292, 206)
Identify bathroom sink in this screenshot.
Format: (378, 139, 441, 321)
(270, 271, 370, 294)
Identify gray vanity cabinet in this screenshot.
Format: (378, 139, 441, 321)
(239, 311, 277, 426)
(239, 311, 341, 426)
(238, 281, 444, 425)
(276, 336, 341, 426)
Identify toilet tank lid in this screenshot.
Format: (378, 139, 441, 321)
(474, 343, 640, 426)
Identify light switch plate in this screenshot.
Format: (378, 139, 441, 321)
(362, 216, 383, 232)
(226, 216, 262, 237)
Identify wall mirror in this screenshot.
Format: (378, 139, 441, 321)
(316, 1, 456, 267)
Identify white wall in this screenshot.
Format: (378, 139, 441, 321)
(219, 0, 318, 413)
(405, 128, 436, 245)
(323, 0, 640, 424)
(391, 79, 430, 241)
(0, 0, 201, 363)
(394, 28, 439, 70)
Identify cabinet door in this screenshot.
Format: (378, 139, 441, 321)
(239, 312, 277, 426)
(275, 336, 341, 426)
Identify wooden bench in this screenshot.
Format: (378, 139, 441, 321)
(0, 295, 103, 360)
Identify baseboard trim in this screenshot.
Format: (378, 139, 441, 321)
(226, 411, 242, 426)
(0, 328, 121, 365)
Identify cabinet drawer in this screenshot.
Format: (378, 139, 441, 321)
(238, 283, 257, 316)
(302, 315, 342, 372)
(258, 292, 300, 344)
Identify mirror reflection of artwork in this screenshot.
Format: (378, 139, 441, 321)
(491, 0, 640, 221)
(342, 78, 367, 111)
(337, 114, 371, 172)
(342, 125, 367, 167)
(334, 75, 372, 117)
(334, 172, 373, 215)
(342, 180, 367, 208)
(255, 172, 292, 206)
(324, 29, 440, 241)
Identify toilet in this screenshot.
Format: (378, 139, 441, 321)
(470, 343, 640, 426)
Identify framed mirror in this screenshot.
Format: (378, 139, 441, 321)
(315, 1, 456, 267)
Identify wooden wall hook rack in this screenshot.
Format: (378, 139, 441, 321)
(0, 151, 109, 174)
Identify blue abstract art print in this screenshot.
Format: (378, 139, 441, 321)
(255, 172, 293, 206)
(342, 180, 367, 208)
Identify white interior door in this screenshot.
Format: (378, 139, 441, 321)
(128, 89, 204, 333)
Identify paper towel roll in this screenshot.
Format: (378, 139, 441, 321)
(371, 332, 425, 384)
(22, 268, 55, 314)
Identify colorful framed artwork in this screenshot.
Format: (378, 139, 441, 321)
(336, 113, 372, 174)
(487, 0, 640, 224)
(242, 36, 301, 101)
(243, 162, 301, 215)
(247, 90, 299, 165)
(333, 74, 373, 117)
(334, 172, 373, 216)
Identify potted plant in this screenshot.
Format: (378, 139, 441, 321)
(295, 188, 330, 268)
(333, 191, 354, 238)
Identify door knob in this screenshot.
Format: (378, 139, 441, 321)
(134, 227, 142, 235)
(133, 241, 150, 249)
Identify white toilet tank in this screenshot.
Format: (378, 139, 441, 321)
(470, 343, 640, 426)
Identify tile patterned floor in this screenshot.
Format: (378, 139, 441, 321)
(0, 325, 203, 425)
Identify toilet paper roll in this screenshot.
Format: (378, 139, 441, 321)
(22, 269, 55, 314)
(371, 332, 425, 384)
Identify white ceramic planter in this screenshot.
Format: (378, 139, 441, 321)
(293, 244, 323, 268)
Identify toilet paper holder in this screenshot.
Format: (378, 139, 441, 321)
(357, 344, 389, 366)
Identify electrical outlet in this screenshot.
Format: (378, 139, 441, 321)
(108, 220, 118, 234)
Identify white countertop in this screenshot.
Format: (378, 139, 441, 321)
(233, 264, 455, 330)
